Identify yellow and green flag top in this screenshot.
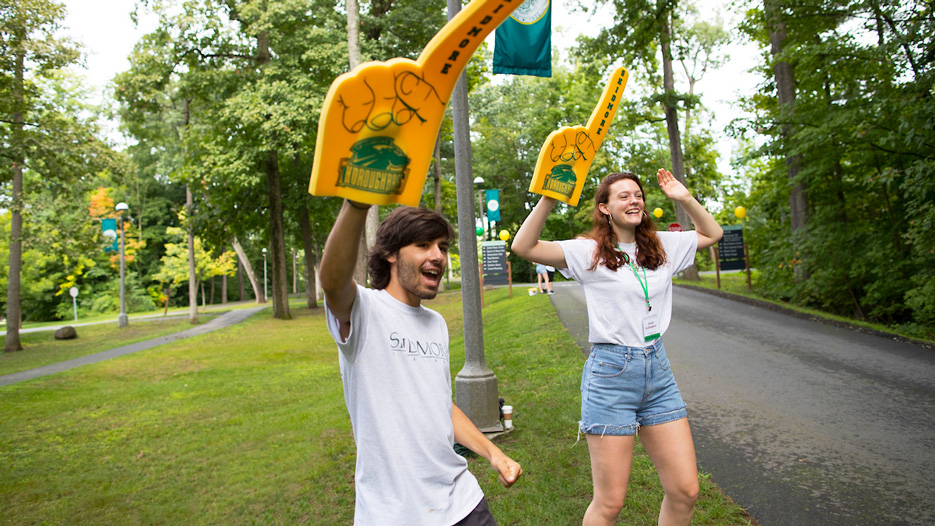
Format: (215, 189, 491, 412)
(528, 67, 629, 206)
(309, 0, 521, 206)
(493, 0, 551, 77)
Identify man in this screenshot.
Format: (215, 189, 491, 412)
(320, 200, 522, 525)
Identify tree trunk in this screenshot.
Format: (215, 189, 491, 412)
(186, 184, 199, 323)
(299, 204, 318, 308)
(237, 257, 245, 301)
(222, 274, 228, 304)
(255, 31, 291, 320)
(264, 150, 292, 319)
(346, 0, 377, 287)
(766, 0, 809, 281)
(433, 128, 446, 292)
(433, 128, 443, 212)
(660, 12, 699, 280)
(4, 51, 25, 352)
(232, 239, 263, 302)
(182, 96, 199, 324)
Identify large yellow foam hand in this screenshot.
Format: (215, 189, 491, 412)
(528, 67, 629, 206)
(309, 0, 522, 206)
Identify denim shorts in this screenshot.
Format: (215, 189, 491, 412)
(580, 339, 687, 436)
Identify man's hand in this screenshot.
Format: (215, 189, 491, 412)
(490, 452, 523, 488)
(528, 67, 629, 206)
(310, 0, 521, 207)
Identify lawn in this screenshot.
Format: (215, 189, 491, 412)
(0, 289, 752, 525)
(0, 315, 220, 377)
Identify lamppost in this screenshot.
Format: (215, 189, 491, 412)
(115, 202, 129, 328)
(262, 247, 268, 303)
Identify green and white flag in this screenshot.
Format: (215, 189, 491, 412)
(493, 0, 551, 77)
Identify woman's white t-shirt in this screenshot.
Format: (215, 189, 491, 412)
(557, 231, 698, 347)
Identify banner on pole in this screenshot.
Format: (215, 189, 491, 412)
(102, 218, 118, 252)
(485, 189, 501, 221)
(493, 0, 551, 77)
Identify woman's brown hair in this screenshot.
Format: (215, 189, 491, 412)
(368, 207, 455, 290)
(587, 172, 667, 271)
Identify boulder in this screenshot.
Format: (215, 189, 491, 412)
(53, 326, 78, 340)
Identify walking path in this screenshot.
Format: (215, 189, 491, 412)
(0, 305, 269, 387)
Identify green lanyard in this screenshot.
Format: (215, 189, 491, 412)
(627, 260, 652, 312)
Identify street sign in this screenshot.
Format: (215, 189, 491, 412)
(668, 222, 682, 232)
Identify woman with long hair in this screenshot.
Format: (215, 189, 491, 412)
(512, 169, 722, 525)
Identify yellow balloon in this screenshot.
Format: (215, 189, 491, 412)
(735, 206, 747, 219)
(498, 230, 510, 241)
(653, 207, 664, 218)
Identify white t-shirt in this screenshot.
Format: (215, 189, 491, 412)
(325, 285, 483, 526)
(557, 232, 698, 347)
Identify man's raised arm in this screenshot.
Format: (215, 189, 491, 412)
(319, 200, 371, 338)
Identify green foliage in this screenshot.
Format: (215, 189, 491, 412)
(732, 0, 935, 336)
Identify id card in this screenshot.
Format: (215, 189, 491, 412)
(643, 313, 661, 342)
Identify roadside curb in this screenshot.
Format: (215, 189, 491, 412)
(675, 284, 934, 350)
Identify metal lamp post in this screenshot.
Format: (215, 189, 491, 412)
(262, 248, 268, 303)
(115, 202, 129, 328)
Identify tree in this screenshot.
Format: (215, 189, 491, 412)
(578, 0, 730, 279)
(154, 226, 236, 307)
(735, 0, 935, 336)
(1, 0, 114, 350)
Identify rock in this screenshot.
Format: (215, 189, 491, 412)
(53, 326, 78, 340)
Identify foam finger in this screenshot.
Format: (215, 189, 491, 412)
(585, 67, 629, 151)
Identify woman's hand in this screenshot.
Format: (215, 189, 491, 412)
(656, 168, 691, 202)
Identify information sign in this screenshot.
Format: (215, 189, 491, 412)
(481, 241, 510, 285)
(718, 225, 746, 271)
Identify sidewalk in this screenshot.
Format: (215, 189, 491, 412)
(0, 305, 270, 387)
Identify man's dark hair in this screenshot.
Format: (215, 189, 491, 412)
(369, 207, 455, 290)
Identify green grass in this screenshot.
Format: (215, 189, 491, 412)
(675, 272, 935, 346)
(0, 289, 752, 525)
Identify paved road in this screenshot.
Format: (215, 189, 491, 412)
(548, 280, 935, 526)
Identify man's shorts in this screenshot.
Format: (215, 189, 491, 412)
(453, 496, 497, 526)
(580, 339, 687, 436)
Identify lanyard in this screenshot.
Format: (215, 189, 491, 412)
(627, 260, 652, 312)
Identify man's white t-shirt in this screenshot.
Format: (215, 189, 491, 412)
(325, 285, 483, 525)
(557, 232, 698, 347)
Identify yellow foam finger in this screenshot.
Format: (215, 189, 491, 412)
(528, 67, 629, 207)
(585, 67, 629, 149)
(309, 0, 521, 206)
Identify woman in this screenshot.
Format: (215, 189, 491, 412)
(535, 262, 553, 294)
(512, 169, 722, 526)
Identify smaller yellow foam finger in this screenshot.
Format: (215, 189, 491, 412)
(585, 67, 629, 150)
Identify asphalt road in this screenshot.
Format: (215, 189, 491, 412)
(549, 281, 935, 526)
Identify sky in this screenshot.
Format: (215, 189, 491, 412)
(62, 0, 761, 172)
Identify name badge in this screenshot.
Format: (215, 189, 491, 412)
(643, 313, 661, 342)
